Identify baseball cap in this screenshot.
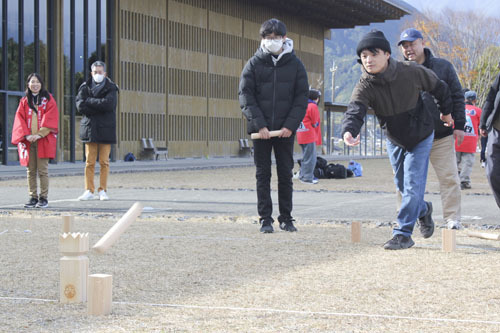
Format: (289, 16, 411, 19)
(465, 90, 477, 101)
(398, 28, 423, 46)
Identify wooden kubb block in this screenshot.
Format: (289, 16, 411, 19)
(351, 221, 361, 243)
(442, 229, 456, 252)
(88, 274, 113, 315)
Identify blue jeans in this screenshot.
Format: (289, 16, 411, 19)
(386, 132, 434, 237)
(299, 143, 316, 182)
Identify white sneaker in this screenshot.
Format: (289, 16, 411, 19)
(78, 190, 96, 201)
(98, 190, 109, 201)
(293, 171, 300, 179)
(446, 220, 463, 230)
(481, 161, 486, 168)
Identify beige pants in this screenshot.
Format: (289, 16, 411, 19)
(396, 135, 462, 222)
(84, 143, 111, 193)
(27, 142, 49, 199)
(429, 135, 462, 222)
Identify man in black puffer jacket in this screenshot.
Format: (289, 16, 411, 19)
(399, 28, 465, 230)
(76, 61, 118, 201)
(239, 18, 308, 234)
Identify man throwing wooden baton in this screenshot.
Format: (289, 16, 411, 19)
(239, 18, 308, 233)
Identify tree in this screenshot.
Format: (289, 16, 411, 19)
(408, 9, 500, 103)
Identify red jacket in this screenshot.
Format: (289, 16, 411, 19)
(455, 104, 481, 153)
(11, 94, 59, 164)
(297, 101, 321, 145)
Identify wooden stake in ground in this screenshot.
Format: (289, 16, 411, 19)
(351, 221, 361, 243)
(62, 215, 74, 233)
(92, 202, 143, 253)
(88, 274, 113, 315)
(250, 130, 283, 140)
(59, 232, 89, 303)
(442, 229, 456, 252)
(466, 231, 500, 241)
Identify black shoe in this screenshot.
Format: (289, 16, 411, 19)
(36, 197, 48, 208)
(259, 218, 274, 233)
(279, 218, 298, 232)
(24, 197, 38, 208)
(418, 201, 434, 239)
(383, 234, 415, 250)
(460, 182, 471, 190)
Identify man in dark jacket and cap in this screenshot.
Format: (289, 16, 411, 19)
(342, 30, 453, 250)
(76, 60, 118, 201)
(480, 62, 500, 209)
(399, 28, 465, 230)
(239, 18, 309, 233)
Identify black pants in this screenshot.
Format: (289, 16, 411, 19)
(486, 128, 500, 209)
(253, 135, 294, 221)
(481, 135, 488, 162)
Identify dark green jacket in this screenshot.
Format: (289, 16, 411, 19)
(342, 58, 452, 151)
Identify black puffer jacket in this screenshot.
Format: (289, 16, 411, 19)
(76, 77, 118, 144)
(481, 72, 500, 131)
(239, 40, 309, 134)
(419, 48, 465, 139)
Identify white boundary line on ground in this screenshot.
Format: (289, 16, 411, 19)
(2, 296, 500, 326)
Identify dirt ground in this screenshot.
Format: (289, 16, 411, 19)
(1, 156, 499, 332)
(0, 156, 493, 195)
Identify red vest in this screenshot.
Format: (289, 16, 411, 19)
(455, 104, 481, 153)
(297, 102, 321, 145)
(11, 94, 59, 165)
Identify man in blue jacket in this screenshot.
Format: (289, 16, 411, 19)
(239, 18, 309, 233)
(399, 28, 465, 230)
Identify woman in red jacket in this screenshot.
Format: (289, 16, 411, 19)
(11, 73, 59, 208)
(296, 89, 321, 184)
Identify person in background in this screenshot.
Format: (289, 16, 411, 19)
(456, 91, 482, 190)
(480, 63, 500, 209)
(11, 73, 59, 208)
(296, 89, 321, 184)
(239, 18, 308, 233)
(342, 29, 453, 250)
(398, 28, 465, 230)
(76, 61, 118, 201)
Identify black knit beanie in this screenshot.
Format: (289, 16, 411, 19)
(356, 30, 391, 57)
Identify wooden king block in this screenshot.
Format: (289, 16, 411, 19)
(59, 233, 89, 303)
(442, 229, 456, 252)
(88, 274, 113, 315)
(351, 221, 361, 243)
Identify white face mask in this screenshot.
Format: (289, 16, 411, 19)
(261, 38, 284, 54)
(93, 73, 105, 83)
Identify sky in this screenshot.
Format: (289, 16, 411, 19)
(402, 0, 500, 18)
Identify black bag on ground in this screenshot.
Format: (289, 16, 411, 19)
(324, 163, 347, 179)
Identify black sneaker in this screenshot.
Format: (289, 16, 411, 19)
(418, 201, 434, 238)
(259, 218, 274, 233)
(383, 234, 415, 250)
(279, 218, 298, 232)
(460, 182, 471, 190)
(36, 197, 48, 208)
(24, 197, 38, 208)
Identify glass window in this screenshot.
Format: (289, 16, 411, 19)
(7, 94, 21, 162)
(39, 0, 49, 83)
(87, 0, 97, 71)
(101, 0, 106, 62)
(75, 0, 84, 89)
(0, 1, 3, 90)
(7, 0, 19, 90)
(24, 0, 36, 81)
(63, 0, 71, 101)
